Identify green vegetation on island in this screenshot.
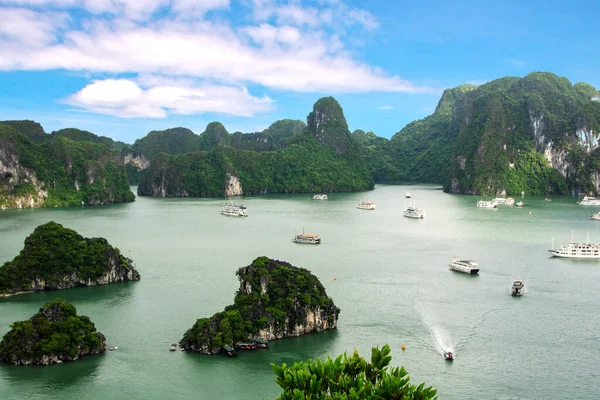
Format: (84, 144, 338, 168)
(180, 257, 340, 354)
(0, 298, 106, 365)
(0, 221, 140, 295)
(0, 123, 135, 208)
(272, 345, 437, 399)
(359, 72, 600, 195)
(137, 98, 372, 197)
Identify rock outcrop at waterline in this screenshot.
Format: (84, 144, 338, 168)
(180, 256, 340, 354)
(0, 298, 106, 365)
(0, 221, 140, 295)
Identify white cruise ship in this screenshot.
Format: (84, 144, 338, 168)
(578, 196, 600, 206)
(357, 201, 376, 210)
(477, 200, 497, 208)
(449, 258, 480, 274)
(403, 198, 425, 219)
(292, 232, 321, 244)
(494, 197, 514, 206)
(312, 194, 328, 200)
(548, 242, 600, 259)
(404, 206, 425, 219)
(591, 212, 600, 221)
(221, 204, 248, 217)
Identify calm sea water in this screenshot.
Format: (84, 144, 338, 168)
(1, 185, 599, 399)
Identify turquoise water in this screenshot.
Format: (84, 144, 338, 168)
(1, 185, 599, 399)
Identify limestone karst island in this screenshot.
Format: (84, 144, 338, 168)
(1, 0, 599, 398)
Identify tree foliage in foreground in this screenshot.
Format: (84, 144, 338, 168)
(271, 345, 437, 400)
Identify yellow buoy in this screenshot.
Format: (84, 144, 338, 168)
(401, 344, 406, 351)
(529, 211, 532, 215)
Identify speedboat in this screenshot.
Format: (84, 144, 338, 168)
(477, 200, 496, 208)
(406, 192, 412, 198)
(449, 257, 480, 274)
(170, 344, 177, 351)
(511, 278, 525, 296)
(444, 351, 454, 361)
(515, 201, 528, 207)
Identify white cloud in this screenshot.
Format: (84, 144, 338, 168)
(0, 0, 229, 19)
(376, 105, 393, 110)
(0, 7, 70, 45)
(0, 0, 431, 119)
(65, 79, 274, 118)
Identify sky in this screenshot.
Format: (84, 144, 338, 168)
(0, 0, 598, 143)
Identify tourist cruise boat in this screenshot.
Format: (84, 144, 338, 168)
(548, 242, 600, 259)
(578, 196, 600, 206)
(221, 203, 248, 217)
(449, 257, 480, 274)
(312, 194, 328, 200)
(591, 212, 600, 221)
(476, 200, 497, 208)
(357, 201, 376, 210)
(292, 231, 321, 244)
(494, 197, 515, 206)
(403, 198, 425, 219)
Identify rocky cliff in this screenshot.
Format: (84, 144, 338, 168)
(360, 72, 600, 195)
(180, 256, 340, 354)
(0, 298, 106, 365)
(0, 221, 140, 295)
(0, 124, 135, 209)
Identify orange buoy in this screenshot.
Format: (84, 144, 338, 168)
(333, 276, 337, 280)
(401, 344, 406, 351)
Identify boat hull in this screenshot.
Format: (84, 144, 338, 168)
(449, 265, 479, 275)
(548, 250, 600, 259)
(293, 239, 321, 244)
(403, 213, 425, 219)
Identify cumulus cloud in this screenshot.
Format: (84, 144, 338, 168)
(64, 79, 274, 118)
(0, 0, 430, 119)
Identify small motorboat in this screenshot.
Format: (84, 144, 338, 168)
(406, 192, 412, 198)
(511, 278, 525, 296)
(444, 351, 454, 361)
(170, 344, 177, 351)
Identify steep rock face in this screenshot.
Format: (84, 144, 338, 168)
(0, 299, 106, 365)
(307, 97, 355, 155)
(224, 174, 243, 196)
(0, 221, 140, 295)
(0, 124, 135, 208)
(444, 73, 599, 195)
(180, 257, 340, 354)
(0, 135, 48, 209)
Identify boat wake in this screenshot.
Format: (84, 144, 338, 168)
(430, 325, 454, 356)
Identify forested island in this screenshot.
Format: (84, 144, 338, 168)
(0, 221, 140, 296)
(180, 256, 340, 354)
(0, 122, 134, 209)
(1, 72, 599, 206)
(0, 298, 106, 365)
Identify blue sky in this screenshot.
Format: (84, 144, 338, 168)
(0, 0, 598, 143)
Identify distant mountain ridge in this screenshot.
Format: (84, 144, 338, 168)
(2, 71, 598, 203)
